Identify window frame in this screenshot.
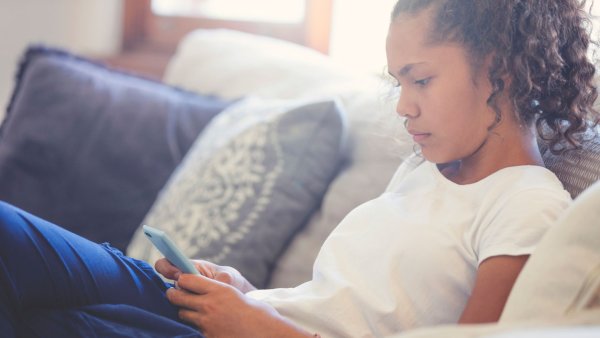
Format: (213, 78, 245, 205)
(122, 0, 333, 54)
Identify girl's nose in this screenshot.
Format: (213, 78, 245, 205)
(396, 89, 419, 119)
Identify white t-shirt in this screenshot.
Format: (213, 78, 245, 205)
(247, 155, 572, 337)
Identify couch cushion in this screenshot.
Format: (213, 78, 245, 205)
(0, 46, 233, 251)
(164, 29, 411, 287)
(386, 309, 600, 338)
(127, 97, 347, 288)
(500, 179, 600, 321)
(164, 29, 357, 100)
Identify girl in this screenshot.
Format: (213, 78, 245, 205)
(1, 0, 597, 337)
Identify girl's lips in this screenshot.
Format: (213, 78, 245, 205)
(408, 130, 431, 143)
(412, 133, 430, 143)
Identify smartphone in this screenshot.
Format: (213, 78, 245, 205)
(142, 224, 200, 275)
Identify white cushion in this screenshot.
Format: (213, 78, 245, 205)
(269, 80, 414, 287)
(164, 29, 414, 287)
(500, 180, 600, 321)
(388, 308, 600, 338)
(163, 29, 357, 100)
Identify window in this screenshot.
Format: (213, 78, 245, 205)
(116, 0, 398, 79)
(151, 0, 305, 23)
(123, 0, 332, 54)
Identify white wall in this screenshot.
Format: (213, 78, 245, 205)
(0, 0, 123, 120)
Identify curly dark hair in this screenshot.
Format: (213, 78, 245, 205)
(391, 0, 599, 154)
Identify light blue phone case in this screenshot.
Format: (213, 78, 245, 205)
(142, 225, 199, 275)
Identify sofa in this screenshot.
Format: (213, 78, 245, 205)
(1, 29, 599, 337)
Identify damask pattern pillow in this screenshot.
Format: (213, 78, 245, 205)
(127, 98, 347, 288)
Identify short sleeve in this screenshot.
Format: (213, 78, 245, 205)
(476, 187, 572, 265)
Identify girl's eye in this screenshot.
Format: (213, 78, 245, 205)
(414, 77, 431, 87)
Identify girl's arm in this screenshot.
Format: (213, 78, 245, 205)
(458, 255, 529, 324)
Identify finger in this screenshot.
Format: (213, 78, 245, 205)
(191, 260, 215, 278)
(177, 273, 226, 295)
(178, 308, 203, 328)
(214, 269, 234, 285)
(155, 258, 182, 280)
(166, 287, 201, 310)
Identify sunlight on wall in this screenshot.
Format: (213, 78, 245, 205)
(329, 0, 397, 77)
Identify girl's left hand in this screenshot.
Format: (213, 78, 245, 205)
(166, 274, 312, 338)
(155, 258, 256, 293)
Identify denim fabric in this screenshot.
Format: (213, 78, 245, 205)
(0, 201, 202, 337)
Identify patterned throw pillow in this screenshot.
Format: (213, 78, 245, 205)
(127, 98, 347, 288)
(540, 126, 600, 198)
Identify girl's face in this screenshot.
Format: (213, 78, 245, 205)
(386, 9, 497, 164)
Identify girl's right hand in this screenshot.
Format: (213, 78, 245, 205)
(155, 258, 257, 293)
(166, 274, 313, 338)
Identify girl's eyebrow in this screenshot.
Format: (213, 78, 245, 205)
(393, 62, 427, 77)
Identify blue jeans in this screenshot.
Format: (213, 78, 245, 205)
(0, 201, 203, 337)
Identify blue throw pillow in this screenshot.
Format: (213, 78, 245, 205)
(0, 46, 234, 251)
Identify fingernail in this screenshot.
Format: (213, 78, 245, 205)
(174, 272, 181, 280)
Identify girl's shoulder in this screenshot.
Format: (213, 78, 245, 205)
(483, 165, 567, 196)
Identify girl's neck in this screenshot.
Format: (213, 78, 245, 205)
(440, 124, 544, 185)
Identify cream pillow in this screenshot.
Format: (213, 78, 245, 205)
(500, 180, 600, 321)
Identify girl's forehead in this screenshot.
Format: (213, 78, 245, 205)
(390, 8, 435, 37)
(387, 18, 474, 78)
(387, 9, 436, 53)
(386, 12, 435, 65)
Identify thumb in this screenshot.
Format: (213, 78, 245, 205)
(155, 258, 182, 280)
